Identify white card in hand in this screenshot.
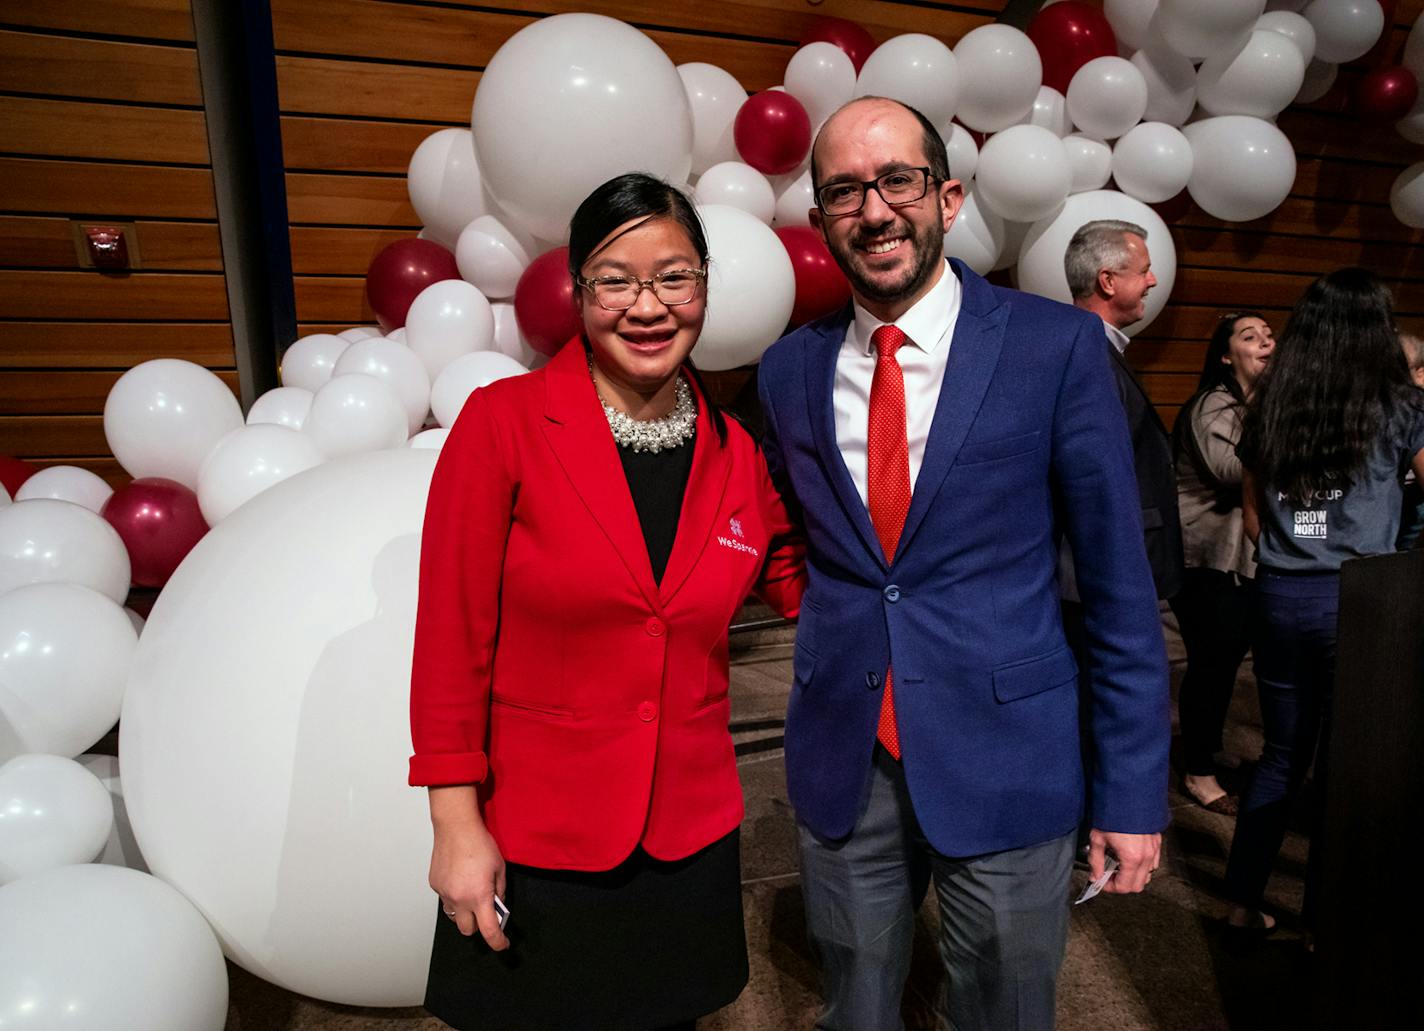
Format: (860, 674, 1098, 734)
(1074, 855, 1118, 905)
(494, 894, 510, 930)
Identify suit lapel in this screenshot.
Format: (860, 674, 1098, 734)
(657, 383, 732, 604)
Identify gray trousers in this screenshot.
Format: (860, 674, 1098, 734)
(798, 747, 1074, 1031)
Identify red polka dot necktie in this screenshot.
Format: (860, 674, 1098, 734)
(868, 324, 911, 760)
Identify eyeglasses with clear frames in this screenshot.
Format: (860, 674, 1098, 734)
(815, 167, 936, 216)
(576, 267, 708, 311)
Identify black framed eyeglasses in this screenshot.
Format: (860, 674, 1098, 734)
(575, 267, 707, 311)
(815, 167, 936, 216)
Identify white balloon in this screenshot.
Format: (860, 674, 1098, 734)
(0, 583, 135, 763)
(678, 63, 747, 176)
(124, 607, 145, 637)
(1397, 94, 1424, 144)
(1132, 38, 1200, 126)
(1258, 10, 1319, 65)
(953, 25, 1043, 133)
(14, 465, 112, 513)
(1406, 13, 1424, 78)
(1197, 29, 1306, 119)
(772, 169, 816, 227)
(691, 205, 796, 371)
(103, 360, 244, 490)
(247, 385, 314, 430)
(784, 42, 857, 130)
(403, 279, 496, 383)
(333, 338, 432, 436)
(303, 374, 410, 459)
(696, 162, 776, 224)
(1391, 162, 1424, 228)
(974, 125, 1073, 222)
(1112, 122, 1194, 203)
(430, 352, 529, 428)
(944, 123, 981, 183)
(0, 499, 130, 603)
(489, 302, 540, 368)
(0, 486, 9, 508)
(1064, 134, 1115, 193)
(1017, 189, 1177, 335)
(992, 218, 1036, 272)
(455, 214, 532, 301)
(407, 128, 494, 250)
(474, 14, 693, 242)
(280, 333, 351, 392)
(943, 186, 1006, 275)
(1066, 57, 1149, 140)
(1157, 0, 1266, 60)
(196, 424, 327, 525)
(1304, 0, 1384, 64)
(0, 754, 112, 883)
(387, 327, 408, 344)
(0, 864, 227, 1030)
(120, 450, 438, 1005)
(338, 326, 383, 343)
(405, 428, 449, 452)
(1183, 115, 1297, 221)
(1017, 86, 1073, 137)
(854, 34, 960, 128)
(1295, 57, 1339, 103)
(1104, 0, 1161, 52)
(77, 754, 148, 872)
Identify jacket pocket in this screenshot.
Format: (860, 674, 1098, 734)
(992, 647, 1078, 703)
(491, 694, 575, 721)
(956, 430, 1041, 466)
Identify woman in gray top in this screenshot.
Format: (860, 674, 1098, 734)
(1171, 313, 1275, 815)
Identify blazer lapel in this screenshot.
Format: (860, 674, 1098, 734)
(1110, 343, 1170, 436)
(657, 382, 732, 604)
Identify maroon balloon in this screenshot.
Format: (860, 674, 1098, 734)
(101, 477, 209, 589)
(801, 16, 878, 73)
(514, 247, 581, 357)
(1026, 1, 1118, 93)
(775, 227, 852, 328)
(0, 455, 37, 498)
(1354, 65, 1419, 122)
(364, 238, 461, 333)
(734, 91, 813, 176)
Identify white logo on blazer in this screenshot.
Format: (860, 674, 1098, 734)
(729, 517, 745, 538)
(718, 516, 758, 557)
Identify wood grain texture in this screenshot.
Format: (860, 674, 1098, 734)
(0, 30, 202, 106)
(0, 323, 235, 367)
(285, 172, 416, 226)
(3, 96, 210, 165)
(1, 416, 111, 456)
(0, 369, 239, 415)
(0, 217, 222, 271)
(1, 0, 196, 43)
(289, 225, 411, 274)
(0, 271, 230, 320)
(0, 158, 218, 219)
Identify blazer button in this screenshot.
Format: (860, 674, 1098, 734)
(646, 617, 665, 637)
(637, 701, 658, 722)
(866, 671, 881, 690)
(883, 584, 901, 603)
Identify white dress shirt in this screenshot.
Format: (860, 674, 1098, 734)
(1102, 318, 1130, 355)
(834, 260, 963, 507)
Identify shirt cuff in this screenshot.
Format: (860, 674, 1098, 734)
(407, 751, 489, 787)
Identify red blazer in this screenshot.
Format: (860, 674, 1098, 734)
(408, 340, 805, 871)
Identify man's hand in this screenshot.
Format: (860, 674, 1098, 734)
(1088, 829, 1161, 894)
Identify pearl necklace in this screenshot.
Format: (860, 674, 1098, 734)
(589, 357, 697, 453)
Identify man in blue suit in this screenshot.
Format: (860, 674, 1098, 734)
(758, 97, 1170, 1030)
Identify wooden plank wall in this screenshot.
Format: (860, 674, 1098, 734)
(0, 0, 235, 485)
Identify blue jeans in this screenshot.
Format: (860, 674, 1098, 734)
(1223, 568, 1340, 926)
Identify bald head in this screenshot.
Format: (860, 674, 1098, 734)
(811, 97, 951, 189)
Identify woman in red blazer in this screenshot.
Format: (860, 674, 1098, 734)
(409, 173, 804, 1030)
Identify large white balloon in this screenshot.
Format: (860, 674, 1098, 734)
(0, 583, 136, 763)
(1017, 190, 1177, 335)
(430, 352, 529, 428)
(1258, 10, 1319, 65)
(1132, 40, 1199, 126)
(1018, 86, 1073, 137)
(77, 754, 148, 872)
(0, 754, 112, 883)
(1197, 29, 1306, 118)
(854, 34, 960, 128)
(695, 161, 776, 224)
(974, 125, 1073, 222)
(1113, 122, 1194, 203)
(943, 186, 1006, 275)
(1064, 134, 1114, 193)
(1295, 57, 1339, 103)
(1391, 162, 1424, 228)
(489, 302, 540, 368)
(333, 337, 432, 436)
(678, 63, 747, 176)
(407, 128, 494, 250)
(784, 42, 857, 130)
(772, 169, 816, 227)
(455, 214, 532, 302)
(1304, 0, 1384, 64)
(247, 385, 314, 430)
(404, 279, 495, 383)
(1183, 116, 1297, 222)
(1157, 0, 1266, 60)
(102, 360, 243, 489)
(14, 465, 112, 513)
(1104, 0, 1160, 52)
(0, 864, 227, 1030)
(944, 123, 981, 182)
(196, 424, 327, 525)
(406, 427, 449, 452)
(280, 333, 350, 393)
(1066, 57, 1148, 140)
(338, 326, 383, 343)
(120, 450, 439, 1005)
(303, 374, 410, 459)
(691, 205, 795, 371)
(953, 25, 1043, 133)
(0, 499, 130, 603)
(1406, 12, 1424, 79)
(474, 14, 693, 242)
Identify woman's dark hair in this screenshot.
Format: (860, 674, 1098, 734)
(567, 172, 725, 445)
(1172, 311, 1266, 494)
(1240, 267, 1419, 505)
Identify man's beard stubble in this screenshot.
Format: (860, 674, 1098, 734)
(831, 203, 946, 304)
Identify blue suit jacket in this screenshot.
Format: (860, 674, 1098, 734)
(758, 260, 1170, 857)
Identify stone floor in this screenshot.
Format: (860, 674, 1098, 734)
(224, 612, 1314, 1030)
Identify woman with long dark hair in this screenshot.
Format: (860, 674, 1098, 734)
(1171, 313, 1274, 814)
(408, 173, 805, 1028)
(1223, 268, 1424, 936)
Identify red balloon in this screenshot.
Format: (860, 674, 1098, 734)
(1354, 65, 1419, 121)
(364, 238, 460, 333)
(801, 16, 877, 73)
(734, 91, 813, 176)
(514, 247, 581, 358)
(775, 227, 852, 328)
(1026, 1, 1118, 93)
(100, 477, 208, 589)
(0, 455, 37, 498)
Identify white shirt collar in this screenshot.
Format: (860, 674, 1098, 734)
(850, 259, 961, 356)
(1101, 318, 1131, 354)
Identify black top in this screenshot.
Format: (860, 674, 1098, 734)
(617, 429, 695, 584)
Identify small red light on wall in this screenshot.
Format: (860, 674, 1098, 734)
(71, 220, 141, 270)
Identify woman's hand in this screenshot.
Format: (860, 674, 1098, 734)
(428, 785, 509, 950)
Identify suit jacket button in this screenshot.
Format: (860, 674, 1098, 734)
(883, 585, 901, 603)
(638, 701, 657, 722)
(866, 671, 880, 690)
(646, 618, 665, 637)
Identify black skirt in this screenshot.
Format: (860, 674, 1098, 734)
(424, 829, 746, 1031)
